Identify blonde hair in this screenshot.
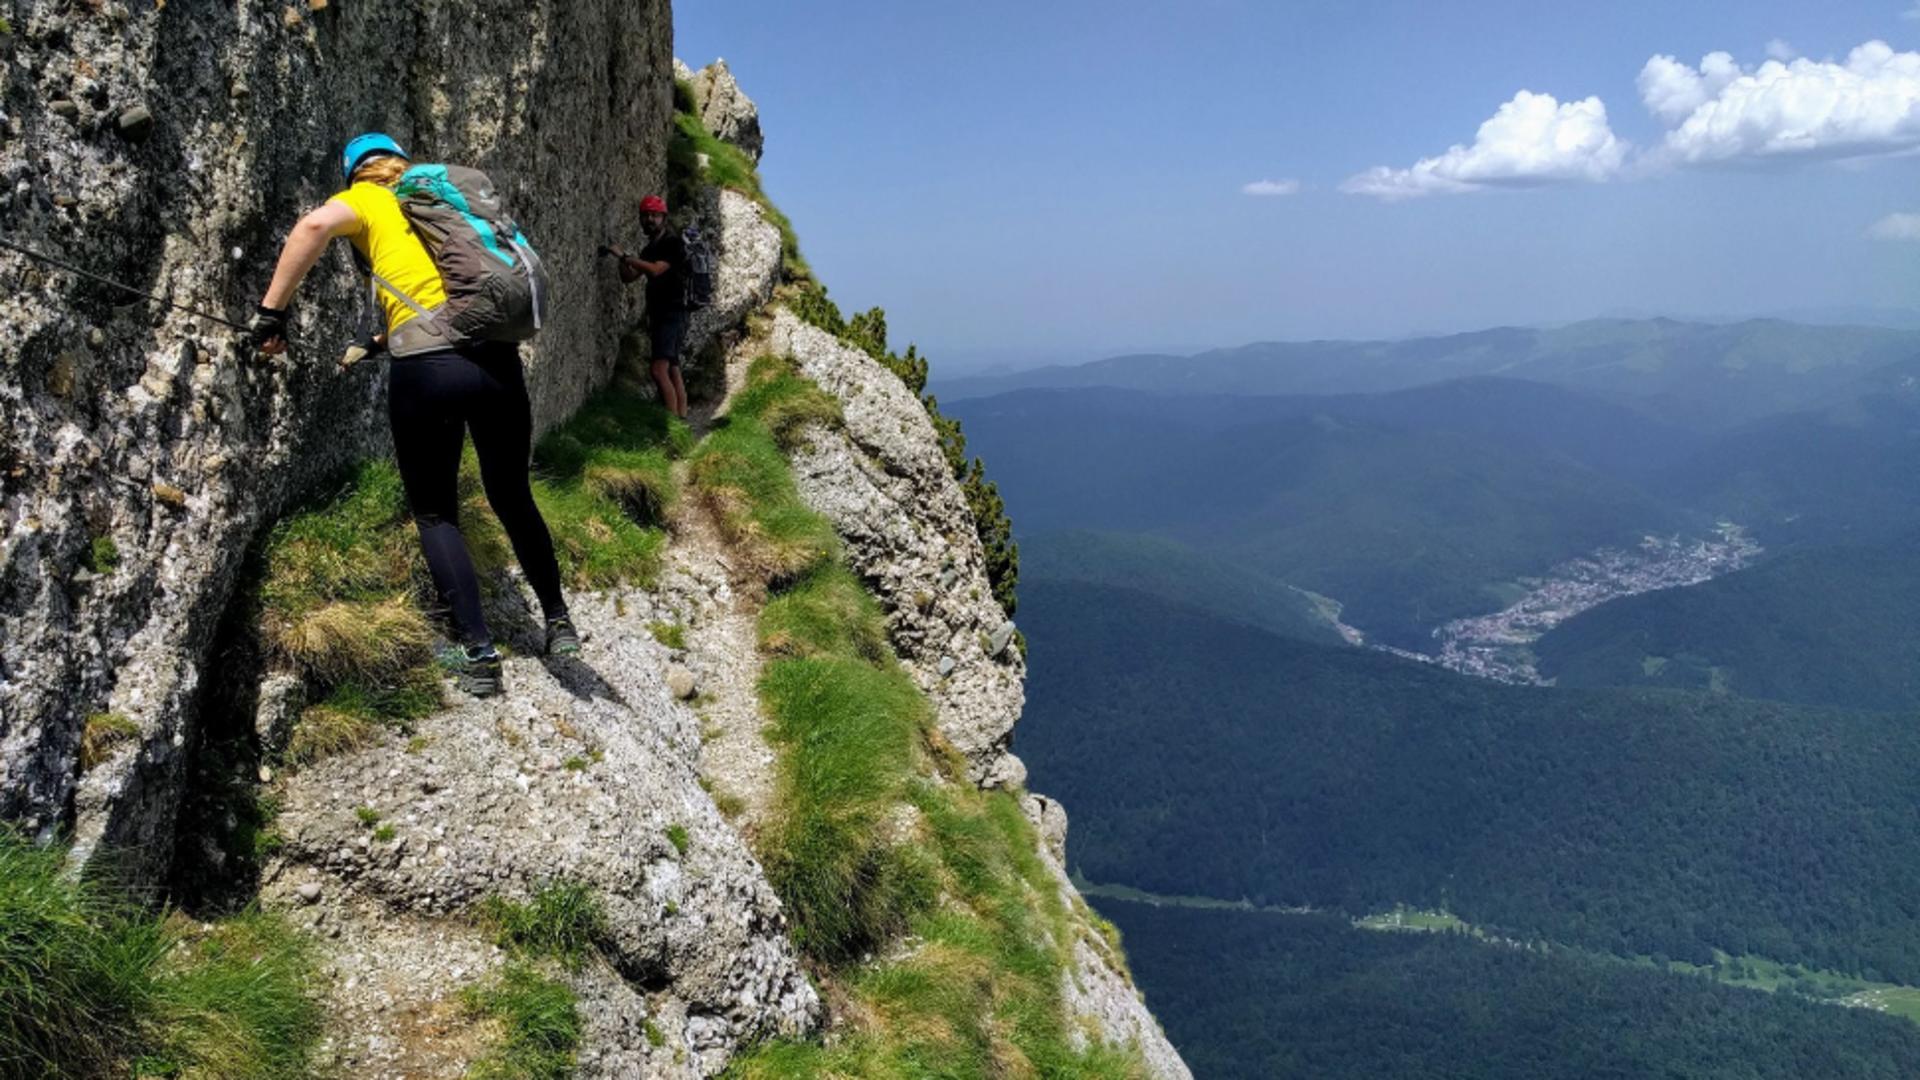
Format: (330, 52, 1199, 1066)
(350, 154, 409, 187)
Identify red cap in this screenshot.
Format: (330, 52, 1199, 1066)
(640, 195, 668, 214)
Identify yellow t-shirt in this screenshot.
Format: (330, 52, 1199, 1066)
(330, 181, 447, 332)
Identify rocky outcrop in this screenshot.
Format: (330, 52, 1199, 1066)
(675, 58, 764, 163)
(761, 308, 1028, 789)
(0, 0, 673, 885)
(684, 187, 782, 360)
(267, 586, 817, 1074)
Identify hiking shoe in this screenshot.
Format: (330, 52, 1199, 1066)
(545, 615, 582, 657)
(439, 644, 504, 698)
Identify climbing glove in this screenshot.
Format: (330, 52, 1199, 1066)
(248, 304, 289, 351)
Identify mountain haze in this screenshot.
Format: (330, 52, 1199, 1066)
(939, 318, 1920, 431)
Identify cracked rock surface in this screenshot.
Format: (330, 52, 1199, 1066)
(267, 587, 818, 1075)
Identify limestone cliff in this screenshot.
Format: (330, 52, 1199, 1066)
(0, 0, 675, 883)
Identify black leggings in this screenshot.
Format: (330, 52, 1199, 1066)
(388, 342, 566, 648)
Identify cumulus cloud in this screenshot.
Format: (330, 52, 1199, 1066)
(1765, 39, 1798, 62)
(1340, 91, 1628, 200)
(1647, 42, 1920, 165)
(1637, 51, 1742, 124)
(1870, 212, 1920, 239)
(1241, 178, 1302, 196)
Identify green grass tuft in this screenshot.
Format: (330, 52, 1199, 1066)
(86, 535, 120, 574)
(528, 381, 686, 588)
(353, 806, 381, 828)
(727, 355, 843, 451)
(461, 964, 581, 1080)
(758, 655, 933, 966)
(758, 564, 890, 665)
(79, 712, 139, 771)
(0, 831, 322, 1078)
(649, 621, 688, 650)
(477, 883, 607, 972)
(689, 426, 839, 589)
(665, 825, 690, 858)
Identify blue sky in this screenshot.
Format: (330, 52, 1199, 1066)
(678, 2, 1920, 371)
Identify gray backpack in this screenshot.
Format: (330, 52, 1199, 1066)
(371, 164, 549, 351)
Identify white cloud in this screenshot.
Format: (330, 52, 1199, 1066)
(1870, 211, 1920, 239)
(1649, 41, 1920, 165)
(1765, 39, 1798, 62)
(1340, 90, 1628, 200)
(1241, 178, 1302, 197)
(1637, 51, 1741, 124)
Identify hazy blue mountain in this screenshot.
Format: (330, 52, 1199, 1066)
(953, 384, 1691, 646)
(1534, 542, 1920, 711)
(1020, 580, 1920, 982)
(940, 318, 1920, 431)
(1660, 361, 1920, 547)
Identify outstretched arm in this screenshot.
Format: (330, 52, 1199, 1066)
(263, 200, 361, 307)
(254, 199, 361, 354)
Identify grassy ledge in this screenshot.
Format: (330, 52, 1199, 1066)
(692, 360, 1143, 1077)
(688, 357, 841, 588)
(0, 830, 323, 1078)
(254, 380, 684, 766)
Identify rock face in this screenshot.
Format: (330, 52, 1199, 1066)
(684, 187, 782, 360)
(267, 587, 817, 1073)
(763, 308, 1029, 789)
(676, 58, 765, 163)
(0, 0, 674, 885)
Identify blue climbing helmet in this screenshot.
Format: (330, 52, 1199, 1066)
(341, 132, 408, 182)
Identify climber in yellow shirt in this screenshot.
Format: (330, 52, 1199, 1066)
(248, 133, 578, 698)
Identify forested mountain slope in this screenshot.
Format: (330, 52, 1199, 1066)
(1021, 581, 1920, 982)
(1106, 901, 1920, 1080)
(1535, 542, 1920, 711)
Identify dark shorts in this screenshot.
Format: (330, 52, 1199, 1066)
(650, 309, 689, 365)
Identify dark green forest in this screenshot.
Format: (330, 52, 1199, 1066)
(1536, 542, 1920, 711)
(1021, 581, 1920, 982)
(1103, 900, 1920, 1080)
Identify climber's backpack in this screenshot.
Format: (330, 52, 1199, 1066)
(382, 164, 549, 345)
(681, 223, 714, 312)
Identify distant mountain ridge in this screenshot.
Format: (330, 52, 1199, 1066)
(939, 318, 1920, 431)
(951, 380, 1694, 647)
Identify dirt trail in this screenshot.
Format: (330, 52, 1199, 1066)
(662, 350, 782, 838)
